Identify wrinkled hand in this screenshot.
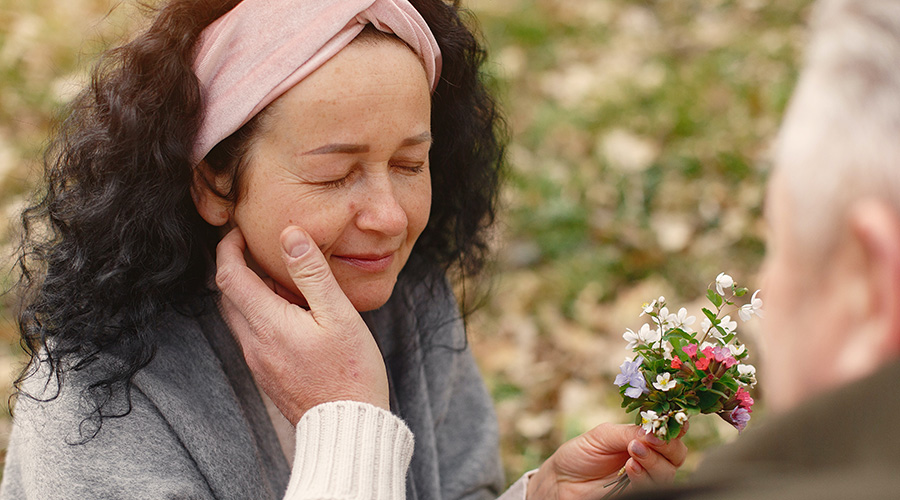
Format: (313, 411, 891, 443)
(215, 226, 390, 425)
(526, 423, 687, 500)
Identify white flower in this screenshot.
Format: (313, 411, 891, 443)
(705, 315, 737, 341)
(658, 305, 670, 321)
(658, 295, 666, 304)
(641, 410, 660, 434)
(623, 328, 641, 350)
(643, 323, 662, 344)
(668, 307, 696, 330)
(720, 315, 737, 334)
(656, 426, 668, 439)
(662, 340, 675, 360)
(640, 300, 657, 317)
(738, 290, 764, 322)
(653, 372, 677, 391)
(675, 411, 688, 425)
(715, 272, 734, 296)
(656, 306, 676, 330)
(623, 323, 661, 350)
(728, 343, 746, 356)
(700, 341, 717, 351)
(737, 364, 757, 387)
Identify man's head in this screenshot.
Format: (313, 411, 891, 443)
(762, 0, 900, 412)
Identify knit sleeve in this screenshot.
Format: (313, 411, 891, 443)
(284, 401, 416, 500)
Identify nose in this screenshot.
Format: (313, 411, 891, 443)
(355, 176, 408, 237)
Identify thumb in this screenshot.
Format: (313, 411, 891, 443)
(581, 423, 647, 455)
(280, 226, 355, 321)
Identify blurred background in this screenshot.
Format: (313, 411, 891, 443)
(0, 0, 812, 486)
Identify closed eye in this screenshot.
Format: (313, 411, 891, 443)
(393, 164, 426, 174)
(317, 169, 356, 188)
(320, 176, 350, 188)
(391, 156, 429, 173)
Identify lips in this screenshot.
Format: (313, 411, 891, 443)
(333, 252, 395, 272)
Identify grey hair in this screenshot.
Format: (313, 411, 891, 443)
(775, 0, 900, 252)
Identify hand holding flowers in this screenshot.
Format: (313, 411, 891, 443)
(604, 273, 761, 497)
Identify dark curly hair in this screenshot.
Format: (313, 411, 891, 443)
(13, 0, 505, 438)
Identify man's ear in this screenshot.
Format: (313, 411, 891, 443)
(191, 160, 231, 227)
(846, 199, 900, 361)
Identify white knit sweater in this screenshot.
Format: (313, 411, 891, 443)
(283, 401, 532, 500)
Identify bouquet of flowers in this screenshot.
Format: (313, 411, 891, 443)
(603, 273, 762, 497)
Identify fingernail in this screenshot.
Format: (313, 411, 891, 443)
(283, 229, 309, 258)
(630, 459, 644, 475)
(631, 441, 648, 458)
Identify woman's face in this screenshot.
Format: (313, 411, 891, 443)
(222, 39, 433, 312)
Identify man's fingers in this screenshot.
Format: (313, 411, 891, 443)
(642, 433, 688, 468)
(280, 226, 355, 322)
(216, 227, 293, 331)
(626, 440, 677, 484)
(581, 423, 648, 455)
(219, 292, 255, 349)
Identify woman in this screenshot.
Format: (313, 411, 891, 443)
(2, 0, 684, 498)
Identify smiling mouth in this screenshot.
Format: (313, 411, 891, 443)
(333, 253, 395, 272)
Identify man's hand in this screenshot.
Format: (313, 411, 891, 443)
(215, 226, 390, 425)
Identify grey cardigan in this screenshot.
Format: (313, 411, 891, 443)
(1, 267, 504, 499)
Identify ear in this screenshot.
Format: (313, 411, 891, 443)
(844, 199, 900, 362)
(191, 160, 231, 227)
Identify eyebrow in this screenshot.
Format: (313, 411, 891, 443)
(301, 131, 432, 156)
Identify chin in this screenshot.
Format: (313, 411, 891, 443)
(343, 278, 398, 312)
(347, 290, 393, 312)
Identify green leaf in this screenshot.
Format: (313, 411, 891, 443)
(682, 391, 700, 406)
(626, 399, 644, 412)
(706, 289, 723, 308)
(696, 389, 722, 410)
(735, 287, 749, 297)
(666, 420, 682, 441)
(719, 374, 739, 392)
(707, 386, 730, 399)
(666, 330, 694, 343)
(702, 308, 718, 324)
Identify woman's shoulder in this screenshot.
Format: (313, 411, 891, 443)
(5, 359, 215, 499)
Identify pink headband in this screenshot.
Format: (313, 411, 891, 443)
(191, 0, 442, 165)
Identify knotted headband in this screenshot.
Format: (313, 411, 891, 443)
(191, 0, 442, 165)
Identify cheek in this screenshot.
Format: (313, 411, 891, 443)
(406, 175, 432, 238)
(233, 186, 349, 281)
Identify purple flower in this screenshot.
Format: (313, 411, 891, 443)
(722, 407, 751, 432)
(615, 357, 649, 398)
(624, 382, 648, 399)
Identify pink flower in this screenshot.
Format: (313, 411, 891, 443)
(712, 346, 738, 367)
(695, 356, 710, 371)
(735, 387, 754, 411)
(671, 357, 682, 369)
(701, 346, 715, 360)
(682, 344, 698, 358)
(712, 346, 729, 362)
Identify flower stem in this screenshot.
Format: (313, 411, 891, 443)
(601, 467, 631, 499)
